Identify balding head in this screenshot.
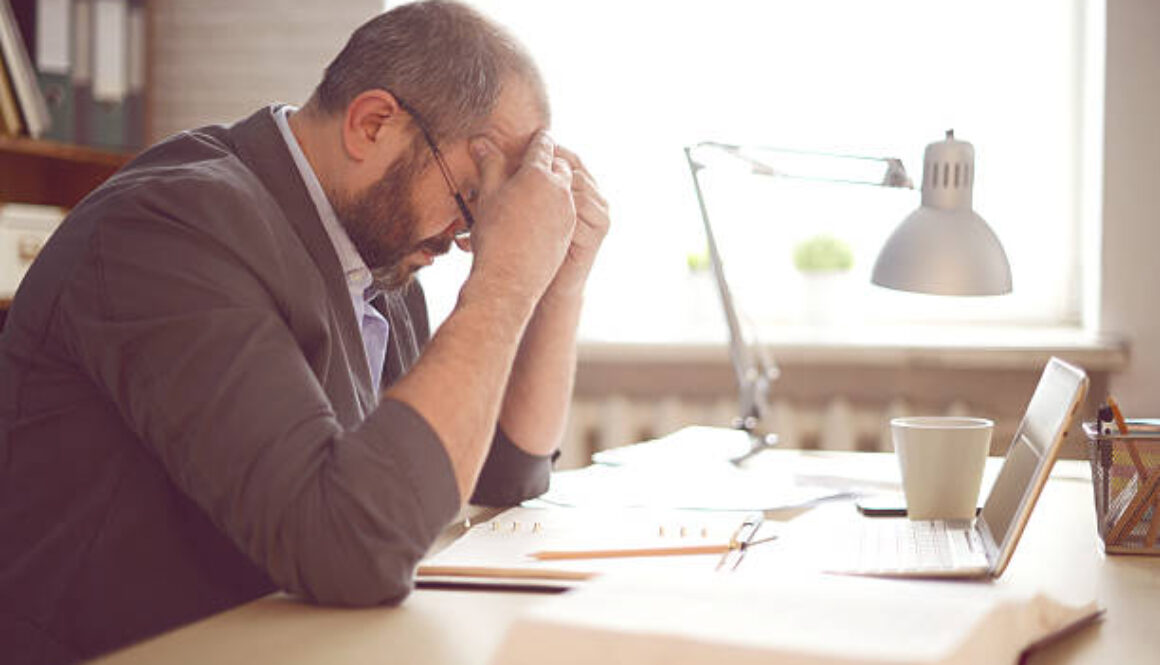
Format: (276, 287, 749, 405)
(310, 0, 548, 143)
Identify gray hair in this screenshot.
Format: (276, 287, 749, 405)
(312, 0, 547, 142)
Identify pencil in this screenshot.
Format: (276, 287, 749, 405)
(1108, 396, 1148, 475)
(530, 543, 732, 561)
(1107, 396, 1130, 434)
(1106, 396, 1157, 545)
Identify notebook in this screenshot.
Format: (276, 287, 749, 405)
(416, 507, 756, 589)
(831, 356, 1089, 578)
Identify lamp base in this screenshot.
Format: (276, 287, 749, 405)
(731, 431, 780, 466)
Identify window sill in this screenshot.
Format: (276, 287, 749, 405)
(578, 325, 1129, 372)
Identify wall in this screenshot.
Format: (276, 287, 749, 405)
(148, 0, 382, 141)
(1103, 0, 1160, 414)
(145, 1, 1159, 422)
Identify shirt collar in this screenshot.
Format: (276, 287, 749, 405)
(273, 105, 375, 300)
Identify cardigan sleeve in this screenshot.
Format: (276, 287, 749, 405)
(58, 176, 460, 607)
(469, 427, 555, 506)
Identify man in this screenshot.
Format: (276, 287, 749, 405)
(0, 1, 609, 662)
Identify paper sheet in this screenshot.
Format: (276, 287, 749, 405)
(591, 426, 757, 467)
(535, 463, 847, 512)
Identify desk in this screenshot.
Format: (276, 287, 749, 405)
(89, 457, 1160, 665)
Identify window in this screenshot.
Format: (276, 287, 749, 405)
(420, 0, 1102, 344)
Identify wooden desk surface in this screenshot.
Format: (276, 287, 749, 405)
(89, 461, 1160, 665)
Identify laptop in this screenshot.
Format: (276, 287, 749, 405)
(832, 356, 1089, 579)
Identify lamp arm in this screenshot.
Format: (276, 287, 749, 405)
(683, 147, 770, 434)
(692, 141, 913, 189)
(682, 140, 913, 461)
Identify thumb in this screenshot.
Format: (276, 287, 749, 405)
(470, 137, 504, 196)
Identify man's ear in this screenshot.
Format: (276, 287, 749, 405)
(341, 89, 409, 162)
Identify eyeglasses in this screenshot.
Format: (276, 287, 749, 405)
(393, 96, 476, 240)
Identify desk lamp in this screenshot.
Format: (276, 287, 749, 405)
(871, 130, 1012, 295)
(684, 132, 1011, 461)
(683, 142, 913, 462)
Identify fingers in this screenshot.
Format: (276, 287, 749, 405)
(522, 130, 557, 172)
(554, 144, 603, 201)
(571, 168, 606, 208)
(470, 136, 505, 197)
(554, 144, 607, 223)
(551, 154, 574, 186)
(465, 130, 579, 306)
(475, 131, 575, 197)
(553, 144, 587, 175)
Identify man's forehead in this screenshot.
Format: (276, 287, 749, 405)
(477, 78, 548, 162)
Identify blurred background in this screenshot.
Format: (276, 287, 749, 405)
(2, 0, 1156, 466)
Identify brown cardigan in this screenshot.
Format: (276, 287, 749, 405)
(0, 106, 550, 664)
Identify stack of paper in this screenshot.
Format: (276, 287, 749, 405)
(534, 426, 854, 512)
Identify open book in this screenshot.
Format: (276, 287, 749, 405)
(490, 572, 1101, 665)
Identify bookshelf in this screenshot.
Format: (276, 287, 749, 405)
(0, 136, 130, 328)
(0, 134, 130, 208)
(1, 0, 151, 327)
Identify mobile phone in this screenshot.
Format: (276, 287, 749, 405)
(855, 495, 982, 517)
(855, 495, 908, 517)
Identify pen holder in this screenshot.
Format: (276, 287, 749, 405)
(1085, 421, 1160, 554)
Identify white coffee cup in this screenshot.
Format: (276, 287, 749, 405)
(891, 416, 993, 521)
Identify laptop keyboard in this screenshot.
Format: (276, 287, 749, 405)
(854, 520, 988, 574)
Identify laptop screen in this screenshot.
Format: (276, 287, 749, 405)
(979, 358, 1087, 562)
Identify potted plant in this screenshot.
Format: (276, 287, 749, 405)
(792, 234, 854, 325)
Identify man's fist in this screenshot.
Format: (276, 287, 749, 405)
(467, 131, 577, 304)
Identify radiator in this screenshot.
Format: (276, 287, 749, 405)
(559, 395, 992, 470)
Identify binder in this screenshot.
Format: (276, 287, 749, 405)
(35, 0, 73, 142)
(89, 0, 124, 149)
(123, 0, 141, 148)
(0, 0, 51, 137)
(0, 53, 24, 134)
(71, 0, 91, 144)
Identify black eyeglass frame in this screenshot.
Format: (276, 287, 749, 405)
(392, 95, 476, 237)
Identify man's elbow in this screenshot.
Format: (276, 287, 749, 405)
(309, 577, 414, 608)
(294, 548, 419, 607)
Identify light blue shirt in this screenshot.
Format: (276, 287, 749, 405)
(273, 105, 389, 396)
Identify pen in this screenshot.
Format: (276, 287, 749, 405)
(1097, 405, 1115, 436)
(715, 513, 766, 572)
(1107, 396, 1147, 475)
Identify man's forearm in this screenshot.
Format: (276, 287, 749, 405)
(498, 280, 584, 457)
(385, 275, 538, 502)
(496, 143, 608, 459)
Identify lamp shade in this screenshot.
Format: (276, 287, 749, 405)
(871, 131, 1012, 296)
